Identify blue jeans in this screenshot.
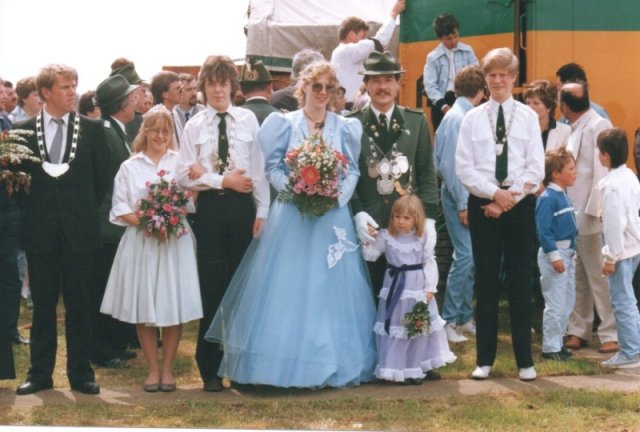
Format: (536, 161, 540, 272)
(441, 187, 474, 325)
(538, 247, 576, 353)
(608, 254, 640, 357)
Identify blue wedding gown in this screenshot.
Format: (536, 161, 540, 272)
(206, 111, 377, 388)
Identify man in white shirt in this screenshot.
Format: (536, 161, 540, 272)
(177, 55, 269, 393)
(330, 0, 405, 104)
(559, 82, 618, 355)
(456, 47, 544, 382)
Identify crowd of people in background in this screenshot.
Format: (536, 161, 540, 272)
(2, 0, 640, 396)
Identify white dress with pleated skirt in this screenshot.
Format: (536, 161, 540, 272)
(100, 150, 203, 327)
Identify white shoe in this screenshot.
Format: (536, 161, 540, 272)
(458, 320, 476, 336)
(519, 366, 537, 381)
(445, 323, 468, 343)
(471, 365, 491, 380)
(601, 352, 640, 369)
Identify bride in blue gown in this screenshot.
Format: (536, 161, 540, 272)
(206, 61, 376, 388)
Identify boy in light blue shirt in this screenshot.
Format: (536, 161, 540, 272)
(423, 14, 478, 130)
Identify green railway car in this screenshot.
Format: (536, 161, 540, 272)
(399, 0, 640, 161)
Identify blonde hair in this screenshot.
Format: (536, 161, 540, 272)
(36, 64, 78, 100)
(481, 47, 518, 76)
(294, 61, 337, 110)
(543, 146, 575, 186)
(388, 195, 425, 238)
(132, 106, 174, 153)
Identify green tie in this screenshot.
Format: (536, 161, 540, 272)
(217, 112, 228, 173)
(495, 104, 508, 184)
(378, 113, 388, 149)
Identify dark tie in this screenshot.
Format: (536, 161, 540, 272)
(217, 112, 228, 172)
(184, 111, 190, 122)
(378, 113, 388, 145)
(495, 105, 508, 184)
(50, 118, 65, 163)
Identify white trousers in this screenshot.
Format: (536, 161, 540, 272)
(567, 232, 617, 343)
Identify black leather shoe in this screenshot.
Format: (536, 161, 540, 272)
(70, 381, 100, 395)
(16, 380, 53, 395)
(542, 348, 572, 361)
(424, 370, 441, 381)
(203, 379, 224, 392)
(11, 334, 29, 345)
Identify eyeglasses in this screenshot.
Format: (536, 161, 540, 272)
(311, 83, 337, 94)
(147, 128, 171, 136)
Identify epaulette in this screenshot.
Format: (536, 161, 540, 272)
(103, 120, 111, 128)
(402, 106, 425, 115)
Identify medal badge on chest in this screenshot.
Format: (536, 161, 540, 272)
(36, 112, 79, 178)
(368, 141, 410, 195)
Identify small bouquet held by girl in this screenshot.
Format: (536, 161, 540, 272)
(0, 129, 39, 195)
(136, 169, 192, 241)
(362, 194, 456, 384)
(278, 134, 349, 218)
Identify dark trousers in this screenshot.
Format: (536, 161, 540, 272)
(91, 243, 131, 362)
(26, 240, 95, 386)
(1, 205, 21, 339)
(193, 190, 255, 383)
(367, 255, 388, 301)
(468, 194, 535, 369)
(0, 205, 18, 379)
(430, 107, 445, 132)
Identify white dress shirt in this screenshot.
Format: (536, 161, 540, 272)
(455, 97, 544, 202)
(370, 104, 395, 130)
(330, 17, 397, 102)
(42, 109, 70, 164)
(111, 150, 195, 225)
(177, 104, 270, 219)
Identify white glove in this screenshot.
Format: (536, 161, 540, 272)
(354, 211, 379, 243)
(425, 218, 437, 254)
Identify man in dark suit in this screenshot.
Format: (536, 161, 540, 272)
(348, 51, 439, 298)
(239, 60, 278, 126)
(109, 60, 146, 143)
(90, 74, 139, 369)
(15, 64, 110, 395)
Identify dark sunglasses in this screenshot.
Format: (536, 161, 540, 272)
(311, 83, 337, 93)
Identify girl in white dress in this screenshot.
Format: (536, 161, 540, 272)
(101, 107, 202, 392)
(363, 195, 456, 384)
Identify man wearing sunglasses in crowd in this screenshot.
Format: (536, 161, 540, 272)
(348, 51, 439, 299)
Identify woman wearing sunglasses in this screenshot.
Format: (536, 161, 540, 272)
(206, 61, 376, 389)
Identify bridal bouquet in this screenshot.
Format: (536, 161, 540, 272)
(279, 134, 349, 218)
(402, 301, 431, 338)
(136, 170, 192, 239)
(0, 129, 39, 195)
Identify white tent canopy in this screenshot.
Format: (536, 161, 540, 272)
(246, 0, 399, 71)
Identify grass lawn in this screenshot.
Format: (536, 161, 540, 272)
(2, 296, 638, 431)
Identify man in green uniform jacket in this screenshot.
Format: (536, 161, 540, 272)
(348, 51, 439, 297)
(240, 59, 279, 125)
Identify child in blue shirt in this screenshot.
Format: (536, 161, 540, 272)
(536, 146, 578, 360)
